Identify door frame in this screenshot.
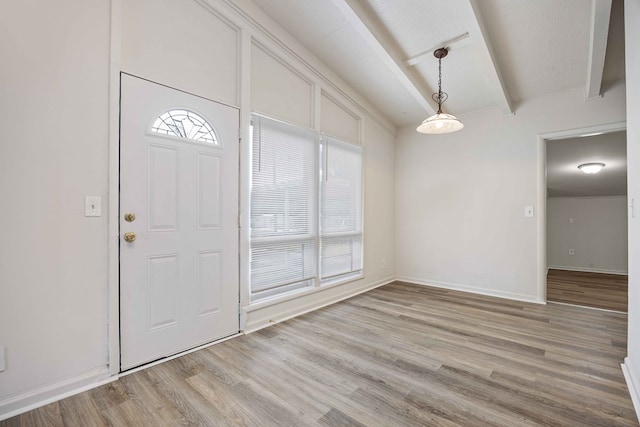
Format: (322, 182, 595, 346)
(536, 120, 627, 304)
(107, 0, 123, 376)
(107, 0, 251, 376)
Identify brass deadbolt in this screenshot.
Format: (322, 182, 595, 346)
(124, 212, 136, 222)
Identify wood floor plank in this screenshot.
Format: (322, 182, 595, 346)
(2, 281, 637, 426)
(548, 269, 628, 311)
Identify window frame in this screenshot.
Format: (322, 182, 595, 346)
(319, 133, 364, 283)
(249, 113, 364, 303)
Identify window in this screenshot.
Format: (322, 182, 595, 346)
(250, 115, 318, 300)
(320, 136, 363, 279)
(151, 109, 218, 144)
(250, 114, 363, 301)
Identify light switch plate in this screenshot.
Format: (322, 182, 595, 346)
(524, 206, 534, 218)
(0, 346, 6, 372)
(85, 196, 102, 217)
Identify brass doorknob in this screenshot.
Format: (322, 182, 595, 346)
(124, 212, 136, 222)
(123, 232, 136, 243)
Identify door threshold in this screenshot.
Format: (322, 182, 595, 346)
(548, 300, 627, 314)
(119, 332, 244, 377)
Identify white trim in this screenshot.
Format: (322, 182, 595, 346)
(548, 265, 628, 276)
(0, 367, 113, 421)
(238, 24, 253, 321)
(244, 276, 394, 333)
(397, 276, 546, 305)
(622, 358, 640, 423)
(549, 301, 626, 314)
(542, 121, 627, 140)
(107, 0, 123, 377)
(537, 134, 547, 303)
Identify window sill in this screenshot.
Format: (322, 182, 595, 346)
(246, 271, 364, 311)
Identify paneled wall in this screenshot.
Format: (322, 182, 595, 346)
(0, 0, 396, 418)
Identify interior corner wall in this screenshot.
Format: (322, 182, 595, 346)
(395, 83, 626, 303)
(623, 0, 640, 419)
(0, 0, 111, 418)
(547, 196, 628, 274)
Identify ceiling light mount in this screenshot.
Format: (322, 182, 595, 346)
(578, 162, 605, 174)
(433, 47, 449, 60)
(417, 47, 464, 134)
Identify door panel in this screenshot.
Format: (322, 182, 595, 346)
(120, 74, 239, 370)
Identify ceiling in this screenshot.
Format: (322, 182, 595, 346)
(250, 0, 627, 198)
(249, 0, 625, 128)
(547, 131, 627, 197)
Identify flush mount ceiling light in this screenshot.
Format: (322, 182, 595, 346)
(578, 162, 605, 174)
(417, 47, 464, 134)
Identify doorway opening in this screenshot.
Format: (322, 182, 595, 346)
(544, 127, 628, 312)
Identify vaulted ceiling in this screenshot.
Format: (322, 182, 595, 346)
(250, 0, 625, 128)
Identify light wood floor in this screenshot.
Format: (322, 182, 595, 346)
(548, 269, 629, 312)
(3, 282, 637, 426)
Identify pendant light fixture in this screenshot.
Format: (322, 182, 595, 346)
(417, 47, 464, 134)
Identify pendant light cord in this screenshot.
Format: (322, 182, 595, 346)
(437, 56, 443, 113)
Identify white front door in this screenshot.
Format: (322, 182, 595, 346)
(119, 74, 239, 370)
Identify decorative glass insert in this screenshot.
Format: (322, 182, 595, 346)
(151, 110, 218, 144)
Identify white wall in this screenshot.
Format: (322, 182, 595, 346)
(0, 0, 111, 416)
(623, 0, 640, 418)
(0, 0, 396, 418)
(547, 197, 628, 274)
(396, 83, 626, 302)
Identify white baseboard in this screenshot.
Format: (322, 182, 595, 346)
(243, 276, 395, 333)
(622, 358, 640, 422)
(0, 366, 114, 421)
(548, 265, 628, 276)
(396, 276, 545, 305)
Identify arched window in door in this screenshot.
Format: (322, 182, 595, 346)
(151, 109, 218, 145)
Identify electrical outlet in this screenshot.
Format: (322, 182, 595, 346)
(381, 259, 386, 269)
(569, 248, 575, 256)
(0, 346, 6, 372)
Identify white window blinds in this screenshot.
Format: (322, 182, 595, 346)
(320, 136, 363, 279)
(250, 115, 318, 298)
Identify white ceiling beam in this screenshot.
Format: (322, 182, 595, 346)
(330, 0, 437, 116)
(585, 0, 612, 100)
(467, 0, 513, 115)
(406, 33, 471, 67)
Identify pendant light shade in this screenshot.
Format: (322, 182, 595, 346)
(417, 113, 464, 134)
(416, 47, 463, 134)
